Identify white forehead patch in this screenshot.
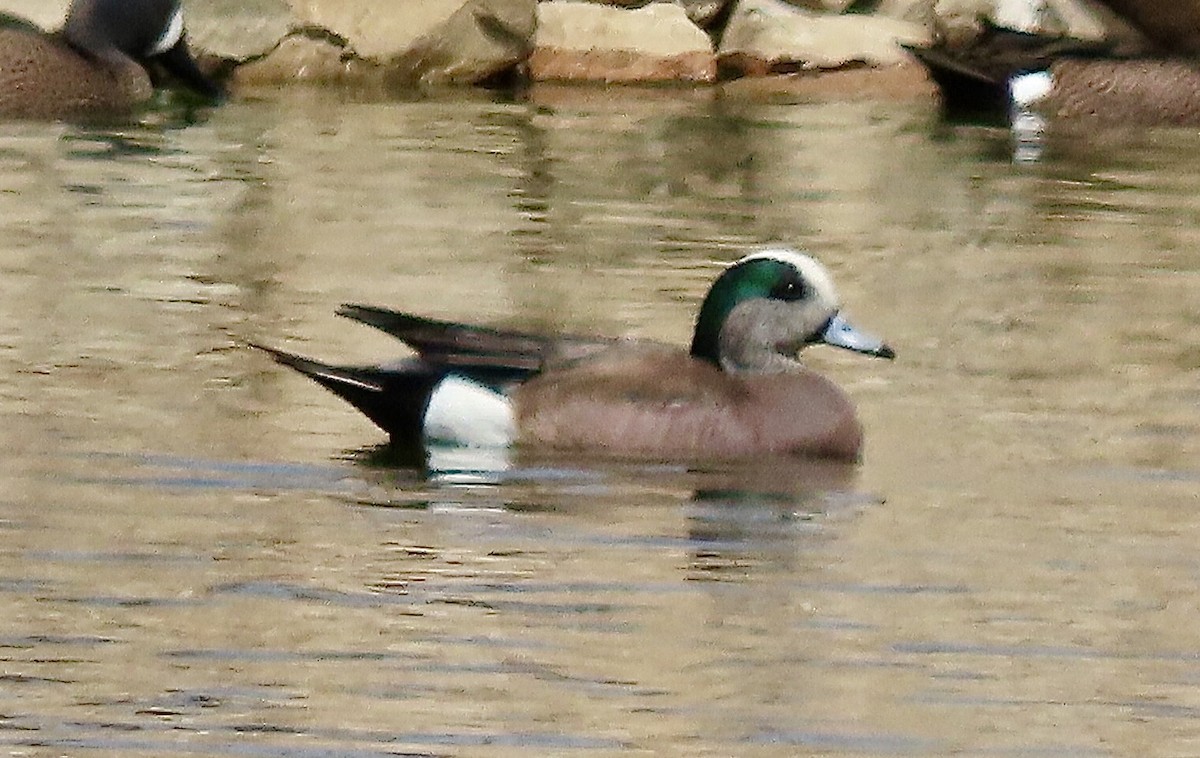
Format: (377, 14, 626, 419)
(735, 247, 840, 308)
(148, 5, 185, 56)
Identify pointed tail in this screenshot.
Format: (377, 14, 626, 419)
(250, 343, 442, 446)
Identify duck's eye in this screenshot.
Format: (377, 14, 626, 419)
(771, 276, 808, 302)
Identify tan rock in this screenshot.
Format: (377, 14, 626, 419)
(0, 0, 67, 30)
(531, 2, 715, 82)
(1044, 0, 1149, 52)
(187, 0, 294, 61)
(719, 63, 938, 103)
(784, 0, 856, 11)
(233, 34, 380, 85)
(289, 0, 452, 60)
(871, 0, 934, 26)
(933, 0, 1116, 42)
(719, 0, 929, 76)
(287, 0, 536, 84)
(877, 0, 1149, 53)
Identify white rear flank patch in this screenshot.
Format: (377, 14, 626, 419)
(425, 376, 515, 447)
(149, 5, 185, 56)
(1010, 70, 1053, 108)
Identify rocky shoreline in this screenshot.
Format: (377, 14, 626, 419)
(0, 0, 1180, 95)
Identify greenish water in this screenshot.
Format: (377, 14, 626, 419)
(0, 85, 1197, 756)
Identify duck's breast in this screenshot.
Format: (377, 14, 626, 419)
(737, 370, 863, 461)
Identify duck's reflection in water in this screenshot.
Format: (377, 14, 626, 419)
(350, 442, 880, 572)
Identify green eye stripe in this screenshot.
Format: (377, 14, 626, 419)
(690, 259, 798, 364)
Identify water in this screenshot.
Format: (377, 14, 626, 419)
(0, 83, 1198, 756)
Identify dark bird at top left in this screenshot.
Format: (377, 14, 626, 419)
(0, 0, 223, 120)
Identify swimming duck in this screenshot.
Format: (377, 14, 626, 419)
(255, 249, 894, 462)
(0, 0, 222, 119)
(907, 26, 1200, 126)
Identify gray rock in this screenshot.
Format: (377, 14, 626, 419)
(719, 0, 930, 75)
(530, 2, 716, 82)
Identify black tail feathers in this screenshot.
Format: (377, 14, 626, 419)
(250, 343, 443, 446)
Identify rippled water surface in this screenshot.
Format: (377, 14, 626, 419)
(1, 84, 1198, 756)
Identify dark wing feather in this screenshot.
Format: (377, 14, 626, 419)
(337, 304, 617, 381)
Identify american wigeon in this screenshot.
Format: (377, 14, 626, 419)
(255, 249, 895, 462)
(0, 0, 222, 120)
(908, 26, 1200, 126)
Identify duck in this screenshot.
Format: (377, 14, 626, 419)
(0, 0, 223, 120)
(906, 25, 1200, 126)
(254, 249, 896, 462)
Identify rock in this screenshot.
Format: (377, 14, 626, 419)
(876, 0, 1149, 53)
(933, 0, 1089, 42)
(678, 0, 730, 29)
(1089, 0, 1200, 54)
(568, 0, 731, 18)
(785, 0, 856, 11)
(719, 0, 930, 76)
(530, 2, 715, 83)
(187, 0, 293, 62)
(1044, 0, 1149, 52)
(288, 0, 536, 84)
(872, 0, 935, 26)
(0, 0, 67, 30)
(232, 33, 381, 85)
(719, 64, 938, 102)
